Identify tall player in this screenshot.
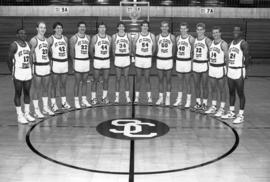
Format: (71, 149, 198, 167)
(30, 22, 54, 118)
(7, 28, 35, 124)
(205, 26, 228, 117)
(173, 22, 195, 108)
(90, 22, 112, 105)
(48, 22, 71, 112)
(70, 21, 91, 109)
(155, 21, 176, 106)
(133, 20, 156, 104)
(112, 22, 132, 103)
(192, 23, 212, 112)
(221, 26, 251, 124)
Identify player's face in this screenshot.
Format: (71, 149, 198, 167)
(212, 29, 221, 40)
(117, 24, 125, 32)
(180, 25, 188, 35)
(233, 30, 241, 39)
(17, 30, 26, 41)
(160, 23, 169, 33)
(196, 26, 205, 36)
(78, 24, 86, 34)
(98, 25, 106, 34)
(54, 25, 63, 35)
(37, 23, 46, 36)
(141, 23, 149, 32)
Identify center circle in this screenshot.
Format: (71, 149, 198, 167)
(96, 118, 170, 140)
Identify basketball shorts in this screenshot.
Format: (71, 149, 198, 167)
(209, 64, 227, 79)
(74, 59, 90, 73)
(156, 58, 173, 70)
(52, 59, 68, 74)
(227, 67, 246, 80)
(176, 59, 192, 73)
(114, 56, 130, 68)
(93, 58, 110, 69)
(13, 67, 32, 81)
(192, 60, 208, 73)
(33, 63, 51, 77)
(135, 57, 152, 69)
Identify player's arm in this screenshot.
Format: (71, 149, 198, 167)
(205, 37, 212, 59)
(241, 40, 251, 68)
(189, 35, 195, 59)
(155, 35, 159, 56)
(151, 33, 156, 55)
(171, 34, 176, 58)
(7, 42, 17, 72)
(112, 34, 116, 57)
(86, 35, 91, 59)
(107, 35, 112, 58)
(127, 33, 133, 57)
(132, 33, 139, 57)
(69, 35, 77, 69)
(64, 35, 69, 57)
(29, 37, 38, 64)
(221, 40, 229, 66)
(47, 36, 53, 60)
(90, 35, 97, 59)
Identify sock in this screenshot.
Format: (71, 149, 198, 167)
(177, 92, 183, 99)
(125, 91, 130, 98)
(24, 104, 30, 114)
(229, 106, 235, 112)
(91, 92, 96, 99)
(147, 92, 151, 98)
(51, 98, 56, 106)
(239, 110, 244, 115)
(159, 93, 164, 98)
(82, 96, 87, 101)
(203, 99, 208, 106)
(16, 106, 23, 115)
(135, 91, 140, 98)
(61, 97, 66, 104)
(102, 90, 108, 99)
(220, 102, 225, 109)
(74, 97, 79, 103)
(212, 100, 217, 106)
(186, 94, 191, 103)
(196, 98, 201, 105)
(42, 97, 48, 108)
(166, 92, 170, 97)
(33, 100, 39, 110)
(115, 92, 120, 98)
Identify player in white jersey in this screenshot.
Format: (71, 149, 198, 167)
(48, 22, 71, 112)
(30, 22, 54, 118)
(112, 22, 132, 104)
(133, 20, 156, 104)
(192, 23, 212, 112)
(70, 21, 91, 109)
(173, 22, 195, 109)
(7, 28, 35, 124)
(221, 26, 251, 124)
(90, 22, 112, 105)
(155, 21, 176, 106)
(205, 26, 228, 117)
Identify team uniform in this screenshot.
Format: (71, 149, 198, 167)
(193, 37, 209, 73)
(74, 34, 90, 73)
(51, 35, 68, 74)
(209, 40, 226, 79)
(135, 33, 153, 69)
(114, 33, 130, 68)
(33, 37, 50, 76)
(94, 35, 110, 69)
(176, 35, 192, 73)
(156, 34, 173, 70)
(12, 41, 32, 81)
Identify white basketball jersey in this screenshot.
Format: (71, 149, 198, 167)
(136, 33, 153, 56)
(75, 34, 89, 59)
(228, 40, 244, 67)
(193, 37, 208, 61)
(157, 34, 173, 58)
(94, 35, 110, 59)
(35, 37, 49, 63)
(51, 35, 68, 60)
(115, 33, 130, 55)
(209, 40, 225, 64)
(177, 35, 191, 59)
(13, 41, 31, 70)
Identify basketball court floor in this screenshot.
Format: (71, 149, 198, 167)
(0, 74, 270, 182)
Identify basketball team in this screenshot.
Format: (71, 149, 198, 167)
(7, 20, 251, 125)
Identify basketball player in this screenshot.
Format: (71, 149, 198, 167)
(70, 21, 91, 109)
(90, 22, 112, 105)
(7, 28, 35, 124)
(133, 20, 156, 104)
(221, 26, 251, 124)
(192, 23, 212, 112)
(173, 22, 195, 108)
(205, 26, 228, 117)
(30, 22, 54, 118)
(155, 21, 176, 106)
(112, 22, 132, 104)
(48, 22, 71, 112)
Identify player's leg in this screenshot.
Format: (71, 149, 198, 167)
(32, 76, 44, 118)
(42, 76, 54, 115)
(22, 80, 35, 122)
(165, 69, 172, 106)
(91, 69, 99, 105)
(144, 69, 152, 104)
(81, 73, 91, 107)
(123, 66, 131, 103)
(134, 68, 142, 103)
(201, 72, 209, 111)
(221, 78, 236, 119)
(13, 79, 27, 123)
(74, 72, 82, 108)
(192, 72, 202, 110)
(233, 78, 245, 124)
(184, 73, 192, 108)
(156, 70, 164, 105)
(59, 74, 71, 109)
(205, 77, 217, 114)
(101, 69, 110, 104)
(50, 74, 59, 112)
(214, 77, 227, 117)
(173, 73, 183, 106)
(115, 67, 122, 103)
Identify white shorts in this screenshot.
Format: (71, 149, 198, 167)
(227, 67, 246, 80)
(156, 58, 173, 70)
(34, 63, 51, 77)
(192, 60, 208, 73)
(74, 59, 90, 73)
(93, 58, 110, 69)
(209, 64, 227, 79)
(52, 59, 68, 74)
(176, 59, 192, 73)
(114, 56, 130, 68)
(135, 57, 152, 69)
(13, 68, 32, 81)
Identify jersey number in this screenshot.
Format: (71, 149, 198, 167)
(229, 53, 236, 64)
(81, 45, 88, 50)
(142, 42, 149, 48)
(59, 46, 66, 52)
(101, 45, 108, 50)
(22, 56, 30, 68)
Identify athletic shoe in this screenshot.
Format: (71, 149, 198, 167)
(155, 96, 164, 106)
(173, 98, 182, 107)
(221, 111, 236, 119)
(165, 97, 170, 106)
(51, 104, 59, 112)
(62, 102, 71, 109)
(134, 97, 139, 104)
(81, 99, 91, 107)
(101, 97, 110, 105)
(214, 108, 225, 117)
(17, 114, 28, 124)
(201, 104, 207, 112)
(114, 97, 120, 104)
(192, 103, 202, 111)
(91, 98, 98, 105)
(233, 114, 244, 124)
(43, 107, 55, 116)
(184, 102, 191, 109)
(126, 96, 131, 103)
(74, 101, 81, 109)
(147, 97, 153, 105)
(34, 109, 45, 119)
(205, 105, 217, 114)
(24, 113, 35, 122)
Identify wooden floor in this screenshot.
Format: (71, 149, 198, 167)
(0, 75, 270, 182)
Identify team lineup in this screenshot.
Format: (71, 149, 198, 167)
(7, 20, 251, 125)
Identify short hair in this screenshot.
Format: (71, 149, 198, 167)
(16, 28, 24, 34)
(141, 20, 149, 27)
(36, 21, 46, 28)
(196, 22, 206, 29)
(233, 26, 242, 32)
(180, 22, 189, 29)
(161, 21, 169, 26)
(117, 21, 125, 28)
(212, 26, 221, 32)
(77, 21, 86, 27)
(98, 22, 106, 28)
(53, 22, 63, 29)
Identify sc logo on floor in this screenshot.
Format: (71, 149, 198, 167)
(96, 118, 170, 140)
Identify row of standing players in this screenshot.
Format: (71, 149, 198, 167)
(7, 20, 251, 125)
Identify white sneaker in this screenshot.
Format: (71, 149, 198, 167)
(134, 97, 139, 104)
(205, 105, 217, 114)
(221, 111, 236, 119)
(17, 114, 28, 124)
(155, 96, 164, 105)
(173, 98, 182, 107)
(24, 113, 35, 122)
(114, 97, 119, 104)
(34, 109, 45, 119)
(74, 101, 81, 109)
(214, 108, 225, 117)
(147, 97, 153, 105)
(81, 99, 91, 107)
(43, 107, 55, 116)
(62, 102, 71, 109)
(184, 102, 191, 108)
(51, 104, 59, 112)
(91, 98, 98, 105)
(126, 96, 131, 103)
(165, 97, 170, 106)
(233, 114, 244, 124)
